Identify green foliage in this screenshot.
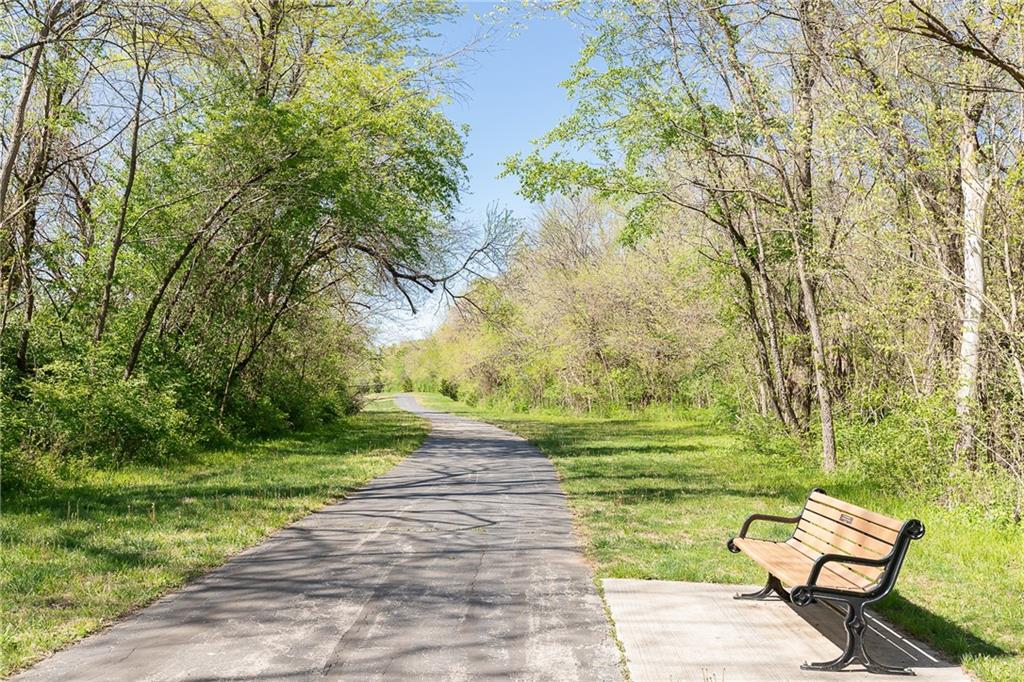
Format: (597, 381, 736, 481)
(738, 413, 812, 466)
(439, 377, 459, 401)
(14, 362, 196, 466)
(221, 395, 291, 439)
(384, 198, 740, 416)
(1, 1, 470, 493)
(493, 1, 1024, 514)
(835, 392, 957, 499)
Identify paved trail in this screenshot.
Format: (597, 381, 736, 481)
(16, 395, 621, 682)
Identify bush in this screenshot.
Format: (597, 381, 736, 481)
(738, 412, 811, 466)
(223, 394, 291, 437)
(237, 367, 361, 432)
(401, 376, 414, 392)
(835, 392, 956, 498)
(440, 377, 459, 401)
(334, 389, 364, 416)
(415, 372, 440, 393)
(15, 361, 196, 466)
(1, 389, 54, 494)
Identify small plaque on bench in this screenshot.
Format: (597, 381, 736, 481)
(839, 513, 854, 524)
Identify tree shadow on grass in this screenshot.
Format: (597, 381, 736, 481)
(571, 481, 819, 510)
(4, 472, 426, 599)
(511, 423, 726, 443)
(6, 411, 423, 516)
(546, 443, 714, 458)
(874, 593, 1011, 664)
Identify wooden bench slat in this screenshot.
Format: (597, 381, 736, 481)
(804, 499, 901, 545)
(797, 512, 894, 559)
(731, 538, 816, 587)
(792, 524, 885, 560)
(785, 537, 876, 588)
(792, 526, 885, 565)
(809, 491, 904, 532)
(732, 537, 864, 591)
(798, 507, 897, 556)
(788, 532, 882, 586)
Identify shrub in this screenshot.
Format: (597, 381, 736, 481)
(440, 377, 459, 401)
(415, 372, 440, 393)
(223, 394, 290, 438)
(835, 392, 956, 498)
(16, 361, 196, 466)
(738, 412, 812, 466)
(239, 367, 361, 432)
(335, 389, 364, 416)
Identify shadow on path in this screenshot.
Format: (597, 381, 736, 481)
(15, 394, 621, 682)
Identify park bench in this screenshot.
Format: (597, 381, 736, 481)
(727, 488, 925, 675)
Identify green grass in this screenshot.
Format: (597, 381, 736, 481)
(416, 393, 1024, 682)
(0, 396, 427, 677)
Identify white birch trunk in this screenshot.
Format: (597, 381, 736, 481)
(954, 112, 990, 461)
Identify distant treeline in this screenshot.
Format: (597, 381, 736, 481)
(385, 2, 1024, 520)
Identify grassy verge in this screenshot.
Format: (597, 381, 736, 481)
(0, 396, 426, 677)
(416, 393, 1023, 682)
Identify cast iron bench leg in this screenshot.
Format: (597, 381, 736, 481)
(801, 598, 914, 676)
(734, 573, 791, 602)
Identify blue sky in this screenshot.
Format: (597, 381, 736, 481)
(375, 3, 584, 344)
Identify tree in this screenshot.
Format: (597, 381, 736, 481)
(506, 1, 844, 470)
(1, 0, 482, 472)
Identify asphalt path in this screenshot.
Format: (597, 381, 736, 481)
(15, 394, 621, 681)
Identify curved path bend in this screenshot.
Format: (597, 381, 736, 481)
(16, 394, 621, 682)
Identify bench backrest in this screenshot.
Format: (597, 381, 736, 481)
(789, 490, 907, 590)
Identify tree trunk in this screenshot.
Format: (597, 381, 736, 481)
(794, 0, 836, 472)
(15, 203, 37, 371)
(11, 78, 60, 369)
(731, 245, 786, 423)
(122, 158, 283, 380)
(749, 208, 801, 431)
(123, 184, 254, 380)
(999, 222, 1024, 399)
(95, 59, 148, 342)
(954, 104, 990, 463)
(795, 240, 836, 472)
(0, 5, 55, 231)
(217, 250, 324, 414)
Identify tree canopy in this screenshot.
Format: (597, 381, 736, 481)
(1, 0, 480, 484)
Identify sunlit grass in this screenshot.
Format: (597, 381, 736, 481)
(417, 393, 1024, 682)
(0, 396, 427, 676)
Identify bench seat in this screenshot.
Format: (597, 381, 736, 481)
(730, 537, 874, 591)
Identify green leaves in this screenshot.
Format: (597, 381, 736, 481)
(1, 1, 472, 472)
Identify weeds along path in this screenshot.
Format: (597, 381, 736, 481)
(14, 394, 620, 681)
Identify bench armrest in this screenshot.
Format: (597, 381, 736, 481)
(805, 552, 890, 588)
(726, 513, 801, 553)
